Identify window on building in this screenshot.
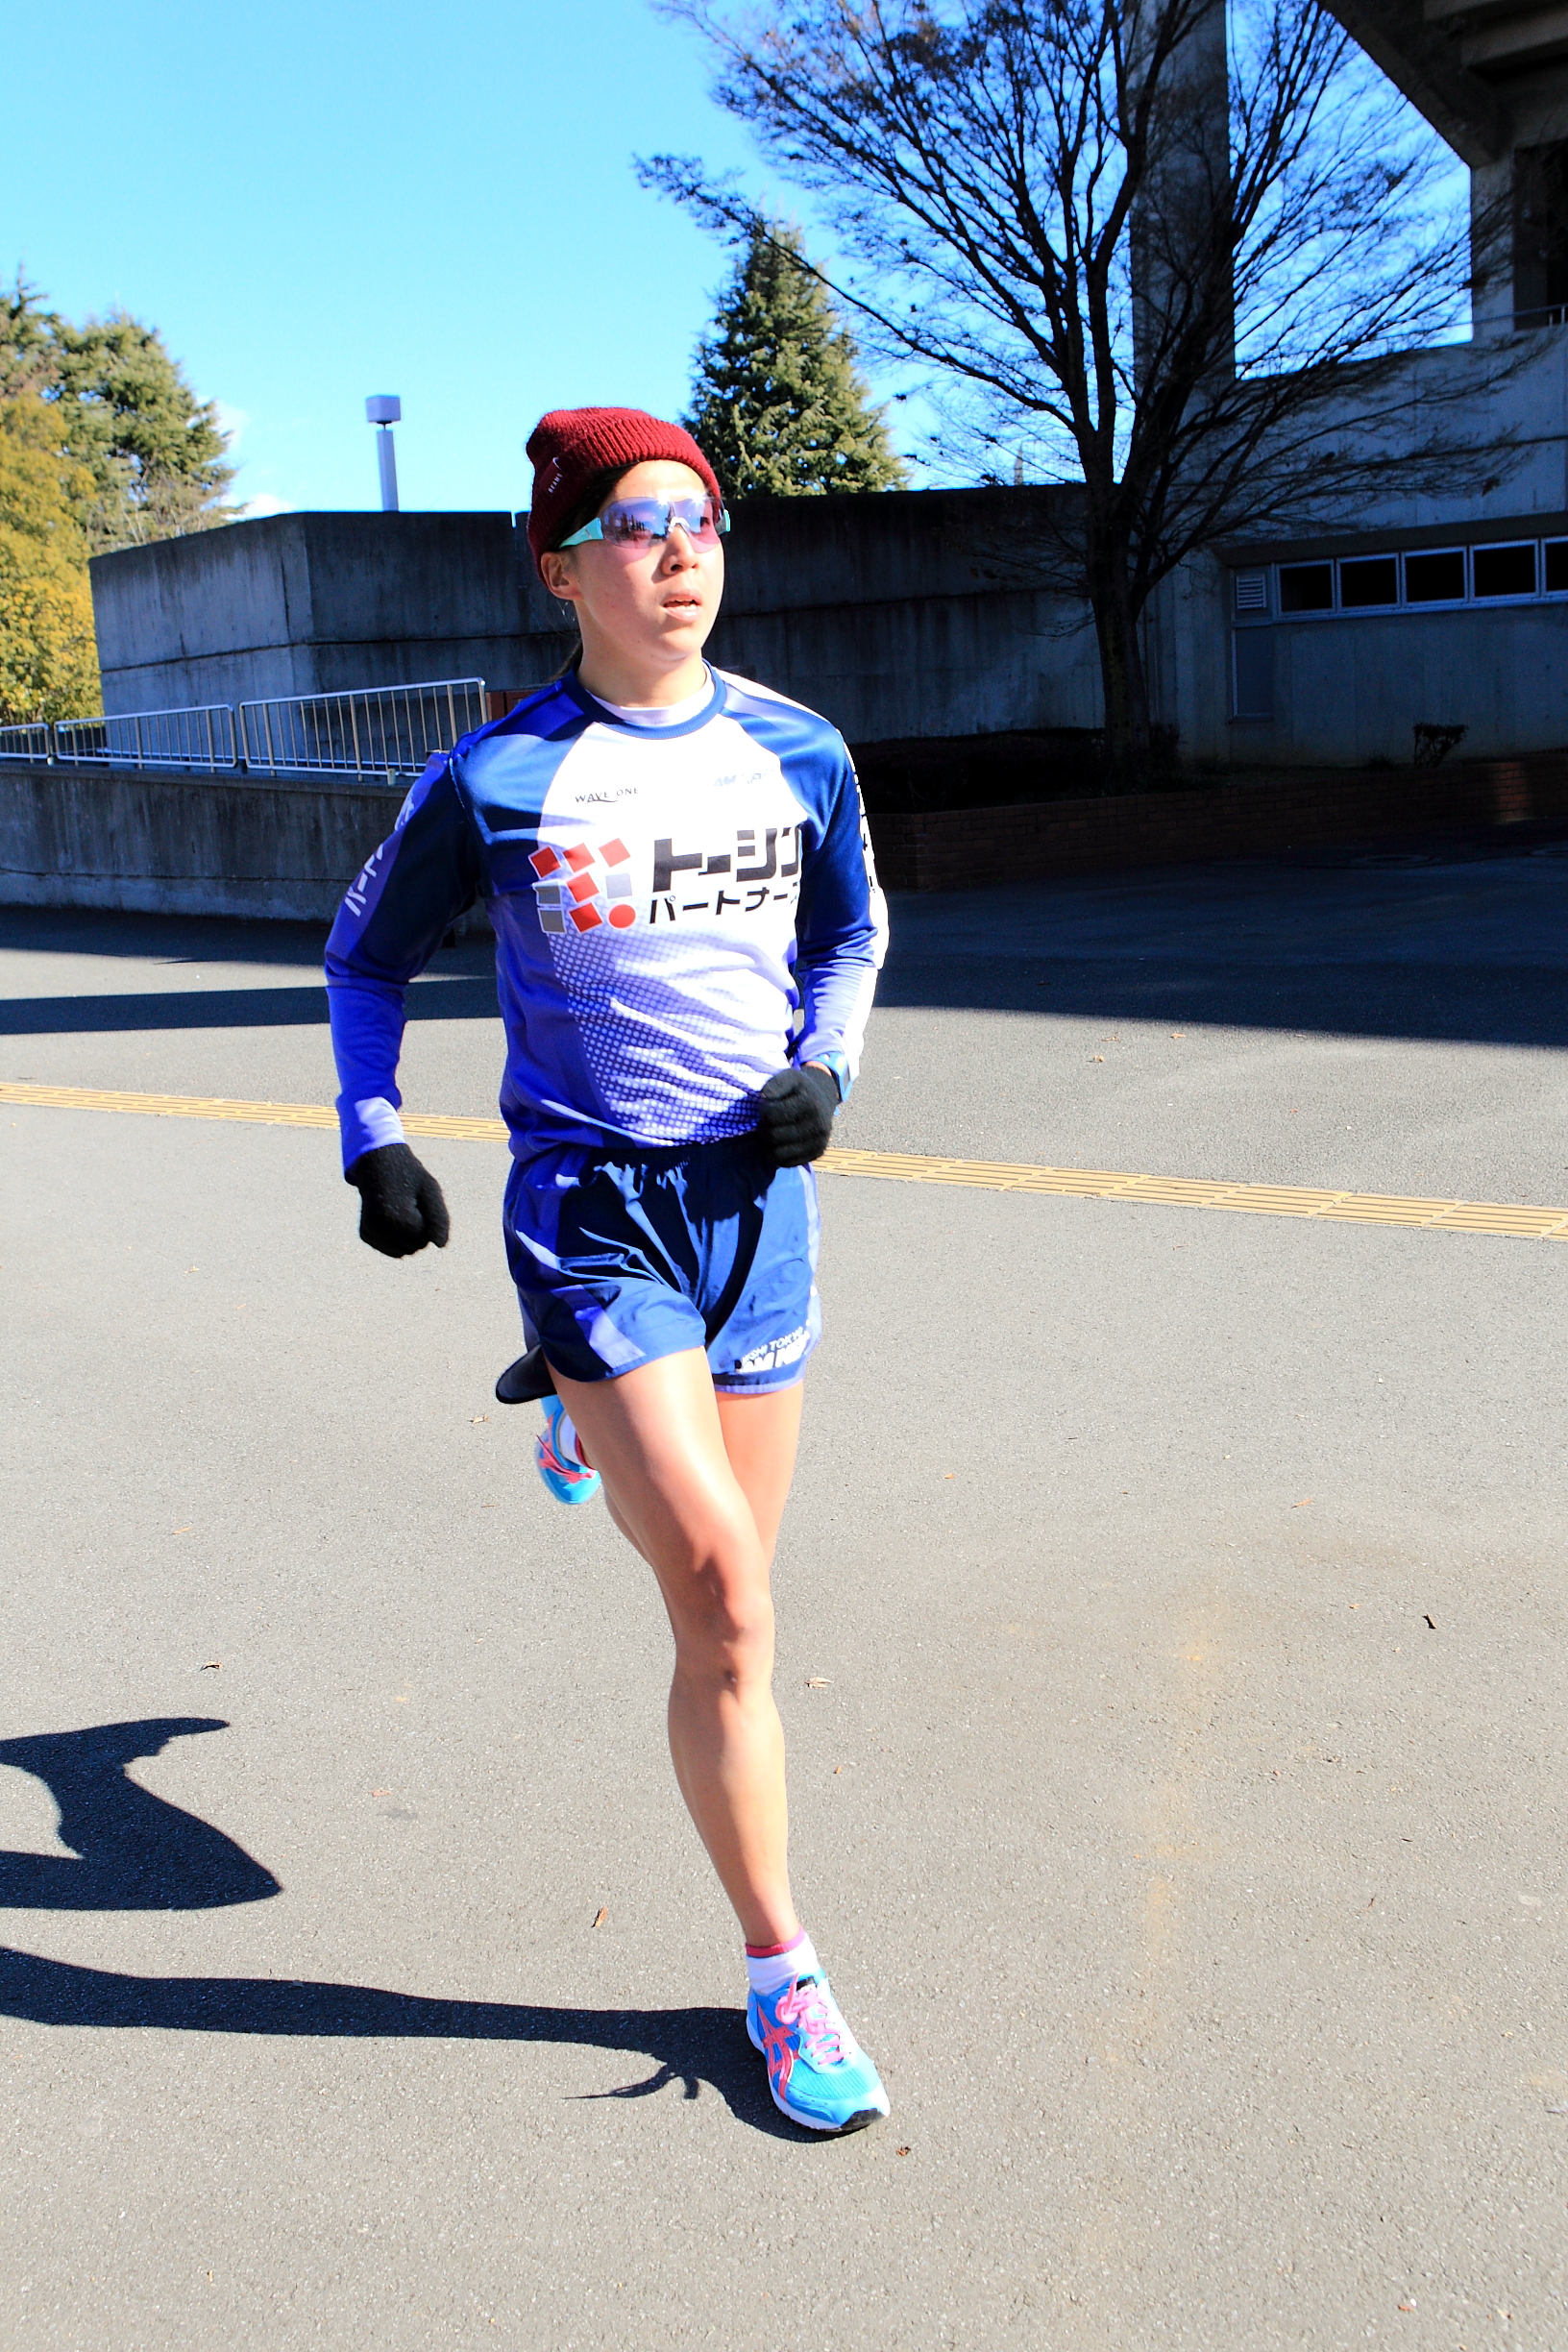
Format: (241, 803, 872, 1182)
(1232, 629, 1274, 720)
(1339, 555, 1399, 608)
(1268, 533, 1556, 617)
(1513, 143, 1568, 327)
(1279, 562, 1334, 612)
(1473, 543, 1536, 598)
(1404, 550, 1466, 603)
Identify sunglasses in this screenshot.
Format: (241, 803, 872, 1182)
(558, 495, 729, 553)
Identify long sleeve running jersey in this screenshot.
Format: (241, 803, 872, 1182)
(325, 666, 890, 1169)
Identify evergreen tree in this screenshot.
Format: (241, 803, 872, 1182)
(53, 309, 235, 549)
(0, 276, 234, 551)
(0, 275, 59, 402)
(684, 222, 907, 500)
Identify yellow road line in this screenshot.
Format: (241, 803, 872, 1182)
(5, 1079, 1566, 1240)
(0, 1082, 501, 1142)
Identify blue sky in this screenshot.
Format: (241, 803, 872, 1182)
(7, 2, 1463, 522)
(4, 0, 869, 517)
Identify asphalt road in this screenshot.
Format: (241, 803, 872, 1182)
(2, 837, 1566, 2350)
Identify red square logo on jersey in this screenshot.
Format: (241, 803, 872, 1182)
(534, 836, 638, 938)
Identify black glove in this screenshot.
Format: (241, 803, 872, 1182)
(756, 1063, 840, 1167)
(345, 1142, 451, 1258)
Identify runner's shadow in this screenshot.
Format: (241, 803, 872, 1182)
(0, 1948, 796, 2136)
(0, 1719, 797, 2135)
(0, 1720, 280, 1910)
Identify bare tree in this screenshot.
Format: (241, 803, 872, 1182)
(642, 0, 1513, 772)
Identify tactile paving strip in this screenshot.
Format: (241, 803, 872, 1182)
(5, 1081, 1566, 1239)
(815, 1145, 1568, 1237)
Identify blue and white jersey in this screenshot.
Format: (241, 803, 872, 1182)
(325, 666, 889, 1168)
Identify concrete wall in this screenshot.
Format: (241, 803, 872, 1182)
(88, 488, 1108, 747)
(1284, 336, 1568, 535)
(0, 760, 407, 922)
(703, 593, 1103, 744)
(91, 512, 525, 715)
(1248, 598, 1568, 763)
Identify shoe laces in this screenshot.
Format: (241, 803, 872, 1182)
(776, 1975, 845, 2068)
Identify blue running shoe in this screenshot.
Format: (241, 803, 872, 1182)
(535, 1398, 601, 1507)
(747, 1972, 890, 2135)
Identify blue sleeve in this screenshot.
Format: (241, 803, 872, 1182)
(792, 752, 889, 1095)
(324, 757, 485, 1170)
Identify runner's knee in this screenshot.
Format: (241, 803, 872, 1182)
(668, 1542, 775, 1687)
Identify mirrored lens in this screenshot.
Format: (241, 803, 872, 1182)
(599, 497, 723, 550)
(599, 501, 660, 548)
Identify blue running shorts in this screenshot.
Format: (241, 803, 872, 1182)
(502, 1136, 822, 1393)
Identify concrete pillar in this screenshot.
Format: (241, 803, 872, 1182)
(1131, 0, 1234, 391)
(1471, 152, 1518, 337)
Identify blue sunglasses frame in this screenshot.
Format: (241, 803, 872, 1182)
(558, 495, 729, 551)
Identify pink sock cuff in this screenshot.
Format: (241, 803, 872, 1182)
(745, 1929, 807, 1959)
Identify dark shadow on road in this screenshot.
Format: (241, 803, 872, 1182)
(0, 1720, 281, 1909)
(0, 977, 501, 1038)
(876, 835, 1568, 1048)
(0, 907, 333, 968)
(877, 953, 1568, 1049)
(0, 1948, 794, 2133)
(10, 838, 1567, 1048)
(0, 907, 497, 976)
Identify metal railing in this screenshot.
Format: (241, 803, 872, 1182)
(54, 704, 238, 770)
(0, 680, 491, 780)
(0, 723, 55, 763)
(238, 679, 487, 778)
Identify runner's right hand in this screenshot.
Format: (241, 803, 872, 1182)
(756, 1064, 840, 1166)
(345, 1142, 451, 1257)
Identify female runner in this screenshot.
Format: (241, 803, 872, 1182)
(325, 406, 890, 2135)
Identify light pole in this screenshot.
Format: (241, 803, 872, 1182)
(365, 395, 402, 512)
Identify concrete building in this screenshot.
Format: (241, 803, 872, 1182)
(1212, 0, 1568, 764)
(89, 460, 1566, 774)
(1219, 339, 1568, 764)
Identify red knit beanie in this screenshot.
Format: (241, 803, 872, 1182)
(525, 407, 723, 576)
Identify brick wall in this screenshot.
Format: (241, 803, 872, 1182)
(866, 754, 1568, 892)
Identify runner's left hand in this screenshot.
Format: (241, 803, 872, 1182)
(757, 1064, 839, 1166)
(345, 1141, 451, 1257)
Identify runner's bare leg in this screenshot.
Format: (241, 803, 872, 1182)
(548, 1353, 802, 1947)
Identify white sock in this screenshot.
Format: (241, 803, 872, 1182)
(746, 1929, 820, 1997)
(551, 1408, 586, 1468)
